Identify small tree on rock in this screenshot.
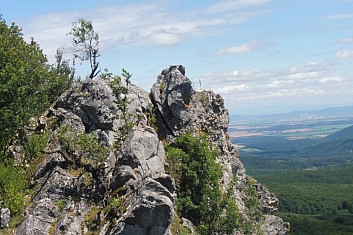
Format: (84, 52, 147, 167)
(68, 18, 100, 79)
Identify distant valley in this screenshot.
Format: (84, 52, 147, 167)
(230, 106, 353, 235)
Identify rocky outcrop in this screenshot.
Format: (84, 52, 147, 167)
(10, 77, 174, 235)
(151, 65, 289, 234)
(5, 65, 288, 235)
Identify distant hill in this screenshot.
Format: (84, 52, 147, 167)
(324, 124, 353, 141)
(302, 124, 353, 155)
(230, 105, 353, 125)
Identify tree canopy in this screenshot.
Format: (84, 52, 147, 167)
(0, 16, 71, 158)
(68, 18, 100, 79)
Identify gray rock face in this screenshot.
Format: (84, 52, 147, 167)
(15, 198, 59, 235)
(151, 65, 289, 234)
(262, 215, 291, 235)
(7, 66, 288, 235)
(0, 208, 10, 228)
(11, 77, 174, 235)
(119, 127, 165, 175)
(54, 79, 118, 131)
(115, 177, 174, 235)
(105, 127, 175, 235)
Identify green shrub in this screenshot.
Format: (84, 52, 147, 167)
(109, 69, 134, 147)
(57, 126, 109, 170)
(0, 162, 27, 215)
(0, 17, 71, 158)
(166, 133, 244, 235)
(25, 132, 49, 160)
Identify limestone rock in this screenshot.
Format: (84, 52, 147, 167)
(0, 208, 10, 228)
(6, 67, 288, 235)
(150, 65, 289, 234)
(112, 177, 174, 235)
(119, 127, 165, 175)
(262, 215, 290, 235)
(15, 198, 59, 235)
(54, 79, 117, 132)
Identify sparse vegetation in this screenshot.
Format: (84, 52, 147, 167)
(57, 125, 109, 170)
(0, 162, 27, 215)
(68, 18, 100, 79)
(166, 133, 258, 234)
(25, 131, 49, 160)
(109, 69, 134, 147)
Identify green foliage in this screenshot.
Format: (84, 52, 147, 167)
(68, 18, 100, 79)
(242, 177, 264, 234)
(257, 164, 353, 215)
(170, 212, 194, 235)
(0, 162, 27, 215)
(57, 125, 109, 169)
(255, 164, 353, 234)
(24, 132, 49, 160)
(277, 212, 353, 235)
(0, 17, 71, 158)
(166, 133, 245, 235)
(54, 199, 66, 212)
(111, 197, 122, 209)
(109, 69, 133, 147)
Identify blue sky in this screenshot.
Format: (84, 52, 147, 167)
(2, 0, 353, 115)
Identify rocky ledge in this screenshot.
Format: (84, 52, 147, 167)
(3, 65, 289, 234)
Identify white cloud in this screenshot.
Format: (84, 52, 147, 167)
(267, 80, 292, 88)
(216, 40, 274, 55)
(327, 13, 353, 20)
(200, 61, 352, 104)
(147, 33, 181, 47)
(214, 84, 249, 94)
(206, 0, 271, 13)
(319, 76, 346, 84)
(19, 0, 271, 61)
(287, 71, 320, 80)
(338, 36, 353, 44)
(336, 50, 353, 58)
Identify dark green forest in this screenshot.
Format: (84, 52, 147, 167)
(236, 123, 353, 234)
(258, 165, 353, 234)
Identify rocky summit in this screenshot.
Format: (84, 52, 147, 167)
(3, 65, 289, 234)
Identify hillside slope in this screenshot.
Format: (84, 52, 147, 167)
(302, 125, 353, 155)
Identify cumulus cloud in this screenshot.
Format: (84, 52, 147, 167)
(319, 76, 345, 84)
(216, 40, 274, 55)
(335, 50, 353, 58)
(206, 0, 271, 13)
(19, 0, 271, 61)
(199, 61, 352, 104)
(147, 33, 181, 47)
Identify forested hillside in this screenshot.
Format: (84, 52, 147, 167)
(234, 117, 353, 234)
(258, 165, 353, 235)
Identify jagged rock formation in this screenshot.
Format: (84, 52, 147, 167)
(151, 65, 289, 234)
(5, 65, 289, 235)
